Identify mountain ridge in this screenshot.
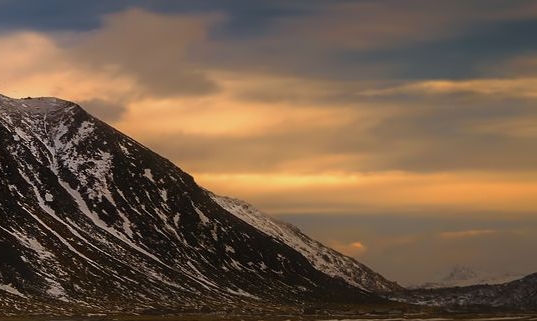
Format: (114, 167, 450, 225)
(210, 192, 401, 293)
(392, 272, 537, 311)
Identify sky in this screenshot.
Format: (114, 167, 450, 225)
(1, 0, 536, 285)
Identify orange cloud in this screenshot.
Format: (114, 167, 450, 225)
(359, 78, 537, 98)
(485, 53, 537, 77)
(194, 171, 537, 216)
(350, 242, 366, 251)
(114, 93, 353, 138)
(0, 31, 137, 103)
(71, 8, 225, 97)
(329, 241, 367, 257)
(468, 117, 537, 138)
(439, 229, 496, 239)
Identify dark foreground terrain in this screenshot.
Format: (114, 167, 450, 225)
(1, 311, 537, 321)
(0, 300, 536, 321)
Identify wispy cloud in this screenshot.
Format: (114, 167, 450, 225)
(329, 240, 367, 257)
(194, 171, 537, 216)
(0, 31, 136, 102)
(468, 117, 537, 138)
(358, 78, 537, 98)
(439, 229, 496, 239)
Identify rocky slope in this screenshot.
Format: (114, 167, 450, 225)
(210, 194, 401, 293)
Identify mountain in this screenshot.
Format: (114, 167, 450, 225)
(392, 273, 537, 311)
(414, 265, 525, 289)
(0, 94, 400, 315)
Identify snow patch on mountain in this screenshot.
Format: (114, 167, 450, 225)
(0, 284, 26, 298)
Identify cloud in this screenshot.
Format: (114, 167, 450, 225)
(0, 9, 227, 119)
(481, 53, 537, 77)
(350, 97, 537, 172)
(129, 91, 537, 175)
(358, 78, 537, 98)
(170, 1, 537, 82)
(113, 88, 353, 138)
(192, 171, 537, 216)
(469, 117, 537, 138)
(0, 1, 127, 31)
(439, 229, 496, 240)
(70, 8, 224, 98)
(3, 2, 537, 89)
(329, 240, 367, 257)
(502, 55, 537, 76)
(78, 99, 127, 123)
(0, 31, 137, 102)
(233, 1, 537, 52)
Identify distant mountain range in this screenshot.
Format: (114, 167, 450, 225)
(0, 94, 535, 316)
(392, 272, 537, 311)
(412, 265, 525, 289)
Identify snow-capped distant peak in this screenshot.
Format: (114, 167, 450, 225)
(415, 265, 525, 289)
(444, 265, 478, 281)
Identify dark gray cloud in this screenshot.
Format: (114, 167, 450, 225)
(3, 1, 537, 83)
(78, 99, 127, 122)
(9, 0, 536, 100)
(342, 18, 537, 80)
(0, 0, 125, 32)
(353, 97, 537, 172)
(0, 0, 314, 33)
(68, 8, 221, 98)
(143, 130, 324, 174)
(190, 1, 537, 82)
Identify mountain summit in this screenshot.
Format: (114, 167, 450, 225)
(415, 265, 524, 289)
(0, 95, 400, 315)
